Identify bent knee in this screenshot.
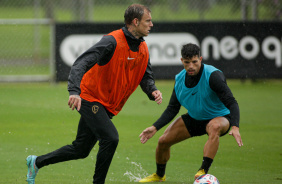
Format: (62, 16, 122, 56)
(78, 151, 91, 159)
(111, 137, 119, 146)
(158, 135, 171, 147)
(207, 122, 222, 136)
(100, 136, 119, 148)
(73, 146, 92, 159)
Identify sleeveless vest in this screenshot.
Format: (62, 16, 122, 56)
(174, 64, 230, 120)
(80, 29, 149, 115)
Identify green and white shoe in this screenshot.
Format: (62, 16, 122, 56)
(26, 155, 39, 184)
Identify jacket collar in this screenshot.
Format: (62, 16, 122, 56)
(122, 27, 145, 52)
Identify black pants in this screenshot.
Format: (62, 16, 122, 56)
(36, 100, 119, 184)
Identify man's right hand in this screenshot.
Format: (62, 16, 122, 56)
(139, 126, 157, 144)
(68, 95, 81, 111)
(229, 126, 243, 147)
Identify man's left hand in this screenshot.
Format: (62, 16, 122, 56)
(229, 126, 243, 147)
(139, 126, 157, 144)
(152, 90, 162, 105)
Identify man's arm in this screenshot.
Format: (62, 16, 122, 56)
(139, 59, 163, 104)
(67, 35, 116, 111)
(209, 71, 243, 147)
(209, 71, 240, 127)
(139, 59, 158, 100)
(140, 88, 181, 144)
(68, 35, 116, 96)
(153, 89, 181, 130)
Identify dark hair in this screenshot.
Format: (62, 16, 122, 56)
(181, 43, 201, 59)
(124, 4, 151, 25)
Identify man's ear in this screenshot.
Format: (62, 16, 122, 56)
(133, 18, 139, 26)
(199, 56, 203, 62)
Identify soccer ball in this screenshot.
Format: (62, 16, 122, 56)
(193, 174, 219, 184)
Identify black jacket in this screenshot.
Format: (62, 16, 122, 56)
(68, 27, 157, 100)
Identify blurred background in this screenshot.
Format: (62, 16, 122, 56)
(0, 2, 281, 183)
(0, 0, 281, 82)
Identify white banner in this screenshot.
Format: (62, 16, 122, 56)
(59, 33, 199, 66)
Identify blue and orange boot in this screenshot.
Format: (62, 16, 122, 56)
(26, 155, 39, 184)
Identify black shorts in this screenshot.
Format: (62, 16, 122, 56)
(181, 113, 231, 137)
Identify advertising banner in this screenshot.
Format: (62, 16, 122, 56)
(56, 22, 282, 81)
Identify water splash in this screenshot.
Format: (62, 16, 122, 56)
(123, 161, 149, 182)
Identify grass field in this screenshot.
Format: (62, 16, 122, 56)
(0, 80, 282, 183)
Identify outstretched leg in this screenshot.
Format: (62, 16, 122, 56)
(35, 116, 97, 168)
(30, 101, 118, 184)
(26, 115, 97, 184)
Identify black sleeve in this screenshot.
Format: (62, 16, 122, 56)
(209, 71, 240, 127)
(139, 58, 158, 100)
(153, 88, 181, 130)
(67, 35, 116, 95)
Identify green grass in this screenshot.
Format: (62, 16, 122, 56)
(0, 80, 282, 183)
(0, 65, 50, 75)
(0, 24, 51, 59)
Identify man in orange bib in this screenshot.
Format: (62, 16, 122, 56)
(26, 4, 162, 184)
